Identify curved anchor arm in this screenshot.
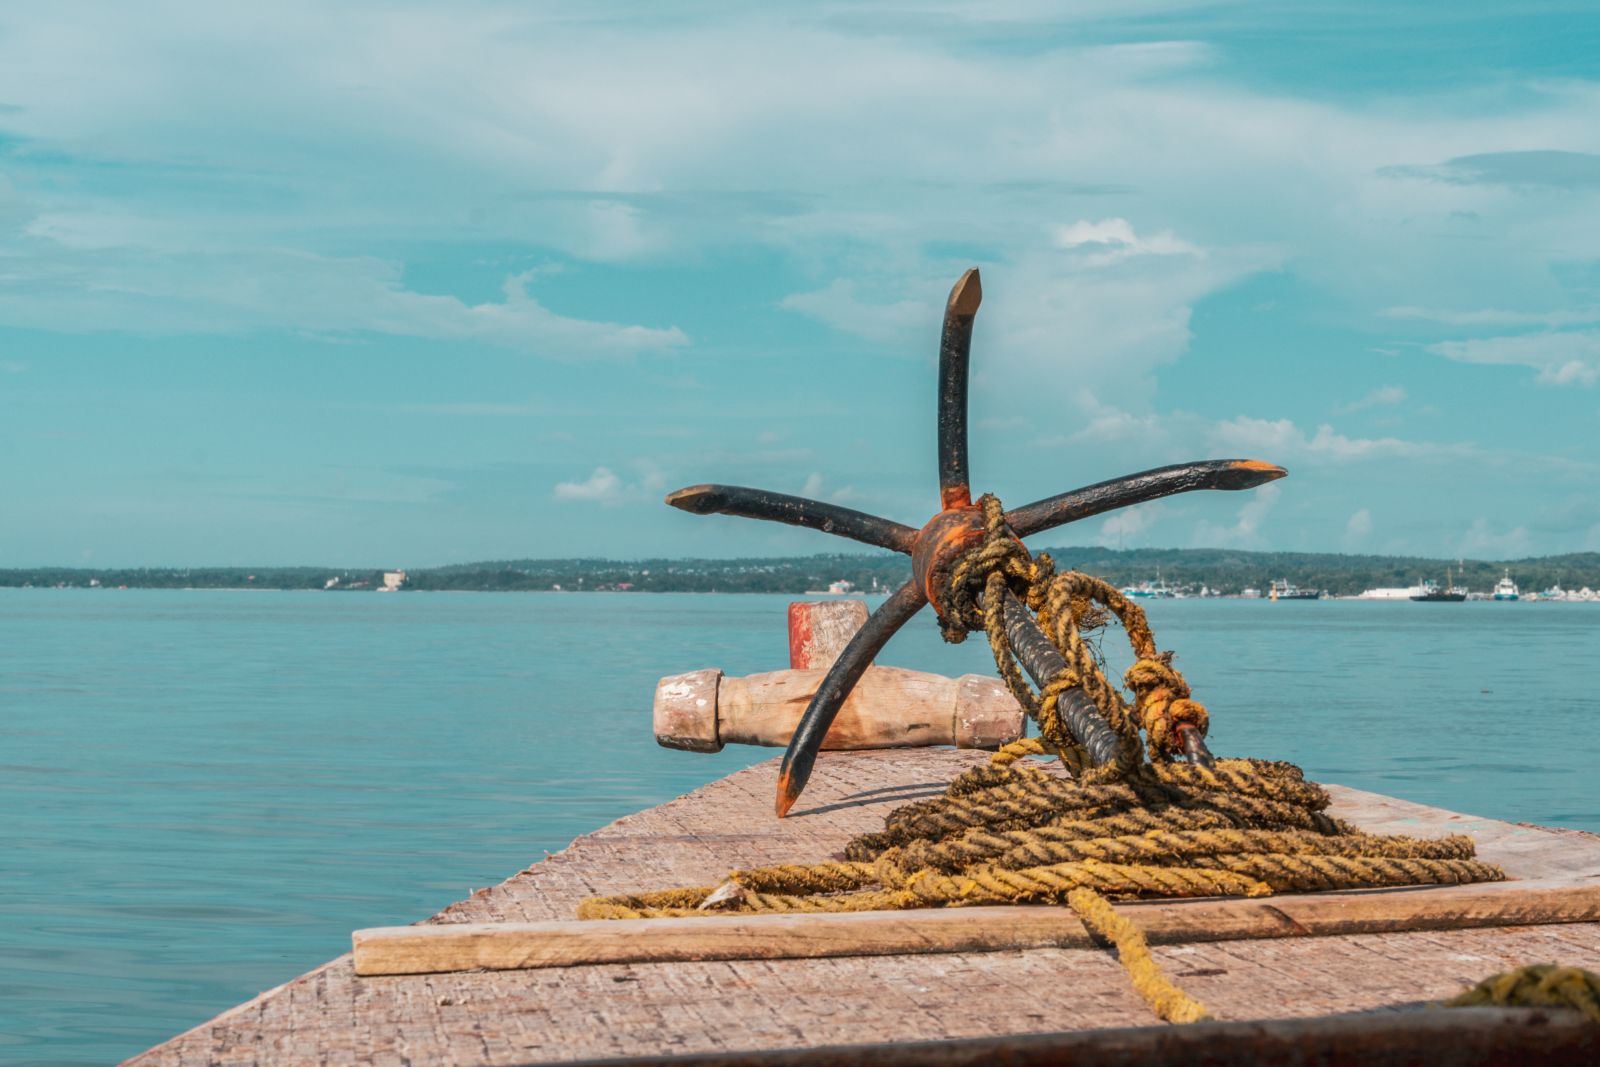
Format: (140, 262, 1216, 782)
(665, 484, 918, 554)
(776, 579, 928, 816)
(937, 269, 981, 510)
(1005, 459, 1287, 540)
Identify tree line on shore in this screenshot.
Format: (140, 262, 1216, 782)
(4, 548, 1599, 597)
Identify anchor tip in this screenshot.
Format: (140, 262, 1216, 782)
(665, 485, 716, 512)
(1228, 460, 1288, 486)
(775, 770, 799, 818)
(947, 269, 982, 316)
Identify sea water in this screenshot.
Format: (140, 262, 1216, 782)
(2, 590, 1597, 1065)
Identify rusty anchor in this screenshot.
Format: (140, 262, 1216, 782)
(666, 269, 1286, 816)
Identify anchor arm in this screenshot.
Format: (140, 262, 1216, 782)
(1005, 459, 1287, 539)
(937, 269, 981, 511)
(665, 485, 918, 553)
(776, 579, 928, 817)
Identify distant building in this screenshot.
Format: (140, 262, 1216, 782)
(380, 570, 407, 592)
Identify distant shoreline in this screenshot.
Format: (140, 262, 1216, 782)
(9, 587, 1600, 605)
(5, 547, 1598, 598)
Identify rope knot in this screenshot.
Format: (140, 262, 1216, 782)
(939, 494, 1035, 643)
(1125, 656, 1209, 759)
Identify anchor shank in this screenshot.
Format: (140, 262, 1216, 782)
(993, 588, 1124, 768)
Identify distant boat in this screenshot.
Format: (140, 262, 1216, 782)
(1269, 579, 1322, 601)
(1411, 569, 1466, 603)
(1492, 570, 1520, 601)
(1121, 569, 1174, 599)
(1357, 584, 1424, 600)
(804, 579, 858, 595)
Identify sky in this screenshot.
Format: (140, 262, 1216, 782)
(3, 1, 1600, 567)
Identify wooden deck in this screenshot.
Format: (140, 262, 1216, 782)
(127, 749, 1600, 1065)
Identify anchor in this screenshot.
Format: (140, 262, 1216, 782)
(666, 269, 1286, 816)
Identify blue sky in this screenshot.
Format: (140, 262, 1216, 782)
(3, 1, 1599, 566)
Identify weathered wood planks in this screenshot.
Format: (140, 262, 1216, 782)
(127, 750, 1600, 1066)
(352, 884, 1600, 977)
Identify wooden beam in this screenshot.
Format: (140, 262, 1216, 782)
(546, 1008, 1599, 1067)
(352, 882, 1600, 977)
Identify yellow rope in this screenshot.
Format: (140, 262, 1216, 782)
(1068, 886, 1209, 1024)
(579, 494, 1516, 1026)
(1447, 965, 1600, 1021)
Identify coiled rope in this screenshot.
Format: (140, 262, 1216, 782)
(581, 494, 1512, 1024)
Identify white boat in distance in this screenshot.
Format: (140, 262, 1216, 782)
(1493, 570, 1520, 601)
(1357, 584, 1423, 600)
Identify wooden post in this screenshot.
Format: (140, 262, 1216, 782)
(655, 598, 1023, 753)
(653, 667, 1022, 753)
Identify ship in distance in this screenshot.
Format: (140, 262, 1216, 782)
(1411, 569, 1467, 602)
(1269, 578, 1322, 600)
(1493, 569, 1520, 601)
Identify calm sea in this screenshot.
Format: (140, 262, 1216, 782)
(3, 590, 1597, 1065)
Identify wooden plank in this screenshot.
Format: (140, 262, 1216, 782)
(352, 883, 1600, 976)
(547, 1008, 1600, 1067)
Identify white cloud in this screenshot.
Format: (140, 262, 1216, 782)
(553, 467, 623, 503)
(1454, 517, 1532, 559)
(1097, 501, 1164, 547)
(0, 2, 1595, 413)
(780, 280, 933, 350)
(1054, 217, 1203, 266)
(1427, 331, 1600, 387)
(1340, 385, 1407, 412)
(1384, 306, 1600, 328)
(0, 238, 688, 356)
(390, 401, 548, 416)
(798, 471, 861, 503)
(1209, 416, 1478, 463)
(976, 228, 1277, 406)
(552, 458, 672, 506)
(1345, 507, 1373, 542)
(1193, 483, 1279, 547)
(0, 174, 32, 238)
(1, 2, 1579, 375)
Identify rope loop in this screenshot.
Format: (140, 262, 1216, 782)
(939, 493, 1039, 644)
(941, 494, 1209, 767)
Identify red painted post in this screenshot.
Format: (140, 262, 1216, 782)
(787, 600, 870, 670)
